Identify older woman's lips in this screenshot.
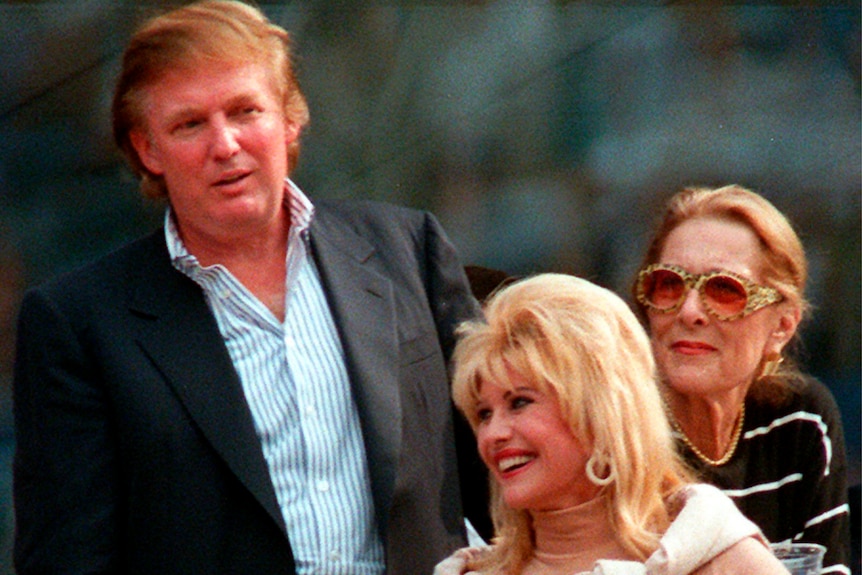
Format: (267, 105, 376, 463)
(672, 340, 716, 354)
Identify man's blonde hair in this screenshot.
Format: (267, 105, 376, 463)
(112, 0, 309, 199)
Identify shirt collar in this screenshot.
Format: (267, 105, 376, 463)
(165, 178, 315, 272)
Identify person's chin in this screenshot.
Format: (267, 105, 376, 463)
(665, 369, 718, 396)
(500, 485, 542, 511)
(214, 197, 276, 222)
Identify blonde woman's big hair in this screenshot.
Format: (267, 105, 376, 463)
(452, 273, 691, 573)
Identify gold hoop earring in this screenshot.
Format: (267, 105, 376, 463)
(585, 451, 615, 487)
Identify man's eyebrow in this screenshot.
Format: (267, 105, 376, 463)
(163, 107, 199, 125)
(162, 93, 262, 126)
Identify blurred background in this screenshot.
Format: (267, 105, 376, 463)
(0, 1, 858, 572)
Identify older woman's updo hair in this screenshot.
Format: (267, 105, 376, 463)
(112, 0, 309, 199)
(452, 274, 690, 573)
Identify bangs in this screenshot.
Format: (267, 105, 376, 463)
(451, 315, 575, 430)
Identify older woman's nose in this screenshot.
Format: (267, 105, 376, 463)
(677, 286, 709, 325)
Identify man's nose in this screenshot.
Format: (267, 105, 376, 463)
(210, 118, 241, 159)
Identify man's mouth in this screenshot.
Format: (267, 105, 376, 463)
(215, 171, 250, 186)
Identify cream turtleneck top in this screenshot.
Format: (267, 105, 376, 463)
(434, 484, 782, 575)
(523, 495, 635, 575)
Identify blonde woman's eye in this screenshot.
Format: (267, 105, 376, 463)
(511, 396, 533, 410)
(476, 407, 492, 422)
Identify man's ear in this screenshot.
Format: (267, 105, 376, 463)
(284, 120, 301, 146)
(129, 130, 163, 175)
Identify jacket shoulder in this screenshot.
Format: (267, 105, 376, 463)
(314, 198, 431, 232)
(24, 230, 168, 308)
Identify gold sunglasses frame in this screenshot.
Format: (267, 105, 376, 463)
(636, 263, 783, 321)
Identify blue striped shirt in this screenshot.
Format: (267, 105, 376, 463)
(166, 180, 385, 574)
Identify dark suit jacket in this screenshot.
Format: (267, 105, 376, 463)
(13, 199, 489, 575)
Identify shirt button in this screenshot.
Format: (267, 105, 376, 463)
(317, 480, 330, 492)
(329, 551, 341, 561)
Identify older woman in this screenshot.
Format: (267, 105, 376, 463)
(632, 185, 850, 573)
(436, 273, 788, 575)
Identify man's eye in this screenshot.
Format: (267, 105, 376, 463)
(235, 106, 261, 118)
(173, 119, 202, 133)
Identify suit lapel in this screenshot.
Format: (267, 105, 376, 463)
(307, 210, 402, 528)
(125, 234, 286, 533)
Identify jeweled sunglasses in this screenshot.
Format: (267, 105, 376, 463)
(636, 263, 783, 321)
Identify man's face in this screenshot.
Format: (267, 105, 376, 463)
(130, 61, 298, 247)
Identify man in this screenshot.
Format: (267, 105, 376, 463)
(13, 2, 488, 573)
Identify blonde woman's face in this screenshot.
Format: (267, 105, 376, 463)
(473, 368, 599, 511)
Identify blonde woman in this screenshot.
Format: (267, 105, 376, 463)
(436, 274, 788, 574)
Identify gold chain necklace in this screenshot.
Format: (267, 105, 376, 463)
(667, 402, 745, 467)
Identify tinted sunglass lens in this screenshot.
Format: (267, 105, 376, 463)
(645, 269, 686, 309)
(703, 275, 748, 316)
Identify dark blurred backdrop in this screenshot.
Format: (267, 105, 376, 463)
(0, 2, 859, 573)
